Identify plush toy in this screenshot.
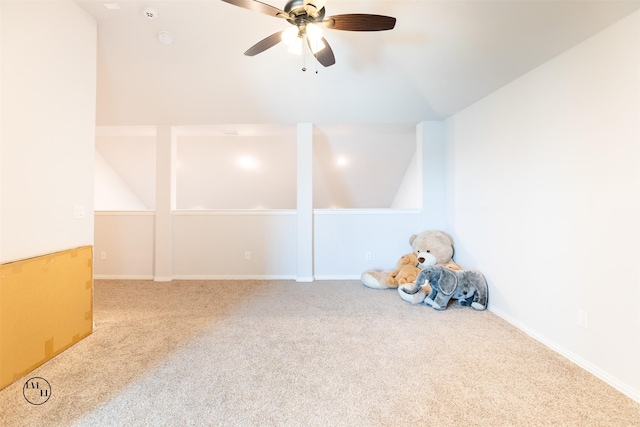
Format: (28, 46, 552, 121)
(388, 253, 422, 286)
(400, 265, 488, 310)
(361, 230, 458, 291)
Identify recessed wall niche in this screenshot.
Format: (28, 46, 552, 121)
(95, 128, 157, 210)
(176, 127, 297, 210)
(312, 124, 418, 209)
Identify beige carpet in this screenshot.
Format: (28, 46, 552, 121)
(0, 279, 638, 426)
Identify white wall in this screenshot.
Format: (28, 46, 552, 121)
(446, 11, 640, 401)
(1, 1, 96, 262)
(314, 210, 422, 279)
(172, 211, 298, 279)
(94, 209, 423, 280)
(417, 121, 448, 231)
(94, 212, 155, 279)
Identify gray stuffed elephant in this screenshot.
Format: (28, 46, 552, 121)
(401, 265, 488, 310)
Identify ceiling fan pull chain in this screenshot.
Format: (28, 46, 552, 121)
(302, 35, 307, 72)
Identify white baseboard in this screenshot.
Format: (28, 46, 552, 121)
(489, 306, 640, 404)
(95, 274, 300, 281)
(94, 274, 364, 282)
(313, 275, 362, 281)
(94, 274, 154, 280)
(170, 274, 297, 281)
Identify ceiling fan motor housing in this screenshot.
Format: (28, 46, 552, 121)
(285, 0, 325, 22)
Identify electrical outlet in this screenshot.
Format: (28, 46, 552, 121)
(74, 205, 85, 219)
(244, 251, 251, 260)
(365, 251, 372, 260)
(100, 251, 107, 260)
(578, 310, 589, 329)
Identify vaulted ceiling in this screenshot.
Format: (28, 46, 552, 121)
(77, 0, 640, 126)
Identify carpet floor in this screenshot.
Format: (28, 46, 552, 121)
(1, 279, 639, 426)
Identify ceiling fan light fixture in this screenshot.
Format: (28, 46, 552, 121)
(306, 23, 323, 43)
(288, 37, 303, 55)
(281, 26, 299, 45)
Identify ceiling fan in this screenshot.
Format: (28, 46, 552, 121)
(220, 0, 396, 67)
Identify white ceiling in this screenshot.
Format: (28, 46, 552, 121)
(77, 0, 640, 126)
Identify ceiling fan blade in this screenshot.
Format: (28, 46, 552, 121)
(220, 0, 288, 19)
(323, 14, 396, 31)
(308, 37, 335, 67)
(245, 30, 285, 56)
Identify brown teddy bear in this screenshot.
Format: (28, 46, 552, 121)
(388, 253, 422, 286)
(361, 230, 458, 290)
